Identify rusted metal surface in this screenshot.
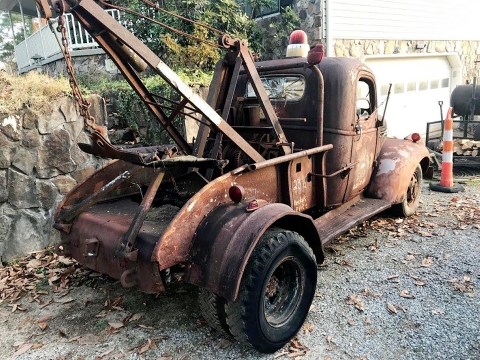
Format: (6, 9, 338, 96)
(79, 132, 227, 168)
(151, 149, 331, 270)
(59, 198, 165, 293)
(314, 195, 390, 245)
(366, 138, 430, 203)
(185, 202, 323, 301)
(54, 160, 155, 219)
(55, 170, 131, 225)
(115, 170, 166, 260)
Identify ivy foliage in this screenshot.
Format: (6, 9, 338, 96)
(113, 0, 299, 70)
(90, 70, 213, 145)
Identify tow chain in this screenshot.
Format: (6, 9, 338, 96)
(50, 2, 108, 140)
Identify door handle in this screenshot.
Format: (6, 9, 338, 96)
(355, 124, 363, 138)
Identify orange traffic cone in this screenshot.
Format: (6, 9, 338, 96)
(429, 107, 464, 193)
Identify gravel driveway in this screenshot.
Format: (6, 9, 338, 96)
(1, 181, 479, 360)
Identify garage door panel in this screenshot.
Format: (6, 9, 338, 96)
(365, 56, 451, 137)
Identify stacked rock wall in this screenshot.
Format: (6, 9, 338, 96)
(332, 39, 480, 84)
(0, 95, 108, 262)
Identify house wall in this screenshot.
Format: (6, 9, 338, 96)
(328, 0, 480, 83)
(276, 0, 480, 83)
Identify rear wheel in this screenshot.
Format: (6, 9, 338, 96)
(225, 228, 317, 353)
(393, 164, 422, 217)
(198, 288, 230, 335)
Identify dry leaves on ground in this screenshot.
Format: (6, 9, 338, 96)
(0, 248, 93, 307)
(346, 294, 365, 311)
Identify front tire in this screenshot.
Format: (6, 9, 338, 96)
(393, 164, 422, 217)
(225, 228, 317, 353)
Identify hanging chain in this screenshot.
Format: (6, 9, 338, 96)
(50, 2, 108, 139)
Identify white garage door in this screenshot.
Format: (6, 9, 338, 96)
(365, 56, 452, 138)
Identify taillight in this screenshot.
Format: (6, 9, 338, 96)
(411, 133, 421, 143)
(229, 185, 244, 203)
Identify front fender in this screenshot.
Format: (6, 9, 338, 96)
(366, 138, 430, 203)
(184, 202, 323, 301)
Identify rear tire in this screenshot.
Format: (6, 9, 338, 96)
(225, 228, 317, 353)
(198, 288, 230, 335)
(393, 164, 422, 217)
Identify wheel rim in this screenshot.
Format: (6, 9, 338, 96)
(263, 256, 304, 327)
(406, 170, 419, 206)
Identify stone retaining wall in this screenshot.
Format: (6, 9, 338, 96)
(0, 95, 108, 262)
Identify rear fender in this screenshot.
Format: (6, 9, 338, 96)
(184, 202, 323, 301)
(366, 138, 430, 203)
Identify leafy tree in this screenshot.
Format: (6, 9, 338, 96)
(0, 11, 34, 69)
(114, 0, 298, 71)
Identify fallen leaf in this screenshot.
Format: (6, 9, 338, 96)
(36, 314, 53, 323)
(347, 320, 355, 326)
(326, 335, 332, 344)
(346, 294, 365, 311)
(97, 348, 114, 358)
(13, 344, 32, 356)
(37, 322, 48, 331)
(32, 343, 43, 349)
(432, 308, 445, 315)
(129, 312, 145, 322)
(108, 322, 124, 329)
(138, 324, 155, 329)
(421, 257, 433, 267)
(387, 274, 399, 280)
(56, 297, 74, 304)
(400, 290, 415, 299)
(387, 303, 397, 314)
(138, 342, 151, 355)
(365, 317, 371, 325)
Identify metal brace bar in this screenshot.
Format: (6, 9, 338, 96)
(238, 43, 292, 156)
(55, 170, 132, 225)
(206, 56, 244, 180)
(115, 170, 166, 260)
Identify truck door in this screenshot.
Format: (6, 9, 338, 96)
(343, 75, 378, 201)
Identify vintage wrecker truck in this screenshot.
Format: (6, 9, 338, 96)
(37, 0, 430, 353)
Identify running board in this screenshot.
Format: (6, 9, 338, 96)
(314, 198, 391, 246)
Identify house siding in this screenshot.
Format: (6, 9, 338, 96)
(331, 0, 479, 41)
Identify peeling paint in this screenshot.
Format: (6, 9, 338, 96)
(377, 158, 397, 176)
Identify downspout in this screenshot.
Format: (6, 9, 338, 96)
(325, 0, 333, 56)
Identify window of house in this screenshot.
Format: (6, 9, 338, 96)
(239, 0, 293, 19)
(441, 78, 450, 88)
(394, 83, 404, 94)
(430, 79, 439, 89)
(419, 81, 428, 91)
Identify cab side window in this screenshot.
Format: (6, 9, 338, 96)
(356, 78, 375, 119)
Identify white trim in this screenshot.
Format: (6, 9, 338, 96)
(326, 0, 333, 56)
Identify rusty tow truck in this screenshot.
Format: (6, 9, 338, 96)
(37, 0, 430, 353)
